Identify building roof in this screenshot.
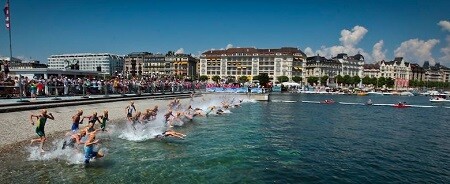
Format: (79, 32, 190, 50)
(202, 47, 306, 57)
(363, 63, 380, 69)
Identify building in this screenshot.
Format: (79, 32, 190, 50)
(48, 53, 124, 75)
(379, 57, 411, 88)
(123, 52, 197, 77)
(171, 54, 197, 78)
(363, 63, 380, 78)
(304, 55, 341, 84)
(410, 63, 425, 82)
(9, 68, 99, 79)
(9, 60, 47, 70)
(334, 53, 365, 77)
(423, 61, 450, 82)
(199, 47, 306, 82)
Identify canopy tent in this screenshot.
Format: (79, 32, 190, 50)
(281, 82, 301, 87)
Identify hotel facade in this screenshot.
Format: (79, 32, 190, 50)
(123, 52, 197, 77)
(199, 47, 306, 82)
(48, 53, 124, 75)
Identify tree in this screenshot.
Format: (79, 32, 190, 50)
(212, 75, 221, 83)
(292, 76, 302, 83)
(386, 77, 394, 88)
(343, 75, 352, 85)
(335, 75, 343, 85)
(238, 76, 249, 83)
(352, 76, 361, 85)
(277, 75, 289, 83)
(252, 75, 259, 81)
(307, 77, 319, 85)
(199, 75, 209, 81)
(257, 73, 270, 87)
(370, 77, 378, 86)
(378, 77, 386, 87)
(362, 76, 371, 85)
(320, 76, 329, 85)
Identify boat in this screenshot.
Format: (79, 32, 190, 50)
(400, 91, 414, 96)
(321, 99, 335, 104)
(393, 103, 409, 108)
(429, 95, 450, 102)
(357, 92, 368, 96)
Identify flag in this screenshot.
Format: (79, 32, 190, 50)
(4, 0, 9, 29)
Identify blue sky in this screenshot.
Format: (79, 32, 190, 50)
(0, 0, 449, 66)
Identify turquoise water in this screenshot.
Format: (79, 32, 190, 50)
(1, 94, 450, 183)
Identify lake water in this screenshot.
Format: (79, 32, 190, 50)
(1, 93, 450, 183)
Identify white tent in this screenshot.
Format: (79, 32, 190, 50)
(281, 82, 301, 87)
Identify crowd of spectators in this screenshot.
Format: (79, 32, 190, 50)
(0, 74, 206, 98)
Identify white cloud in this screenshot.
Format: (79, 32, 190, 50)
(175, 48, 184, 54)
(438, 20, 450, 32)
(226, 44, 233, 49)
(394, 38, 439, 65)
(304, 25, 372, 61)
(339, 25, 368, 47)
(304, 47, 315, 56)
(372, 40, 386, 62)
(439, 35, 450, 64)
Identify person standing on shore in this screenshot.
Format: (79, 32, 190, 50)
(30, 109, 55, 152)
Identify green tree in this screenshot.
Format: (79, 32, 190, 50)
(292, 76, 302, 83)
(320, 75, 329, 85)
(370, 77, 378, 86)
(335, 75, 343, 85)
(212, 75, 221, 83)
(257, 73, 270, 87)
(307, 77, 319, 85)
(352, 76, 361, 85)
(386, 77, 394, 88)
(238, 76, 249, 83)
(362, 76, 371, 85)
(343, 75, 352, 85)
(277, 75, 289, 83)
(378, 77, 386, 87)
(199, 75, 209, 81)
(252, 75, 259, 81)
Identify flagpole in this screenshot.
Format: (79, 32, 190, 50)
(7, 1, 11, 63)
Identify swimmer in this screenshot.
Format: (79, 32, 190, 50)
(150, 105, 158, 119)
(83, 112, 101, 127)
(62, 129, 87, 149)
(163, 110, 174, 127)
(157, 129, 186, 139)
(205, 106, 215, 116)
(69, 109, 83, 134)
(84, 131, 104, 164)
(100, 110, 109, 131)
(30, 109, 55, 152)
(125, 101, 136, 120)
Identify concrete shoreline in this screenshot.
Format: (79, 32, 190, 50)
(0, 92, 267, 150)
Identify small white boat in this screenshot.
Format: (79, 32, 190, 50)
(430, 95, 450, 102)
(400, 92, 414, 96)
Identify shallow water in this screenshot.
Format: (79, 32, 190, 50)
(1, 94, 450, 183)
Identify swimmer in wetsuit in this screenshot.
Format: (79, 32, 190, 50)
(30, 109, 55, 152)
(62, 129, 86, 149)
(125, 101, 136, 120)
(157, 129, 186, 139)
(84, 131, 104, 164)
(100, 110, 109, 131)
(83, 112, 101, 127)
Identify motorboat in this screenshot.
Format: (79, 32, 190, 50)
(400, 92, 414, 96)
(393, 102, 409, 108)
(321, 99, 335, 104)
(429, 95, 450, 102)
